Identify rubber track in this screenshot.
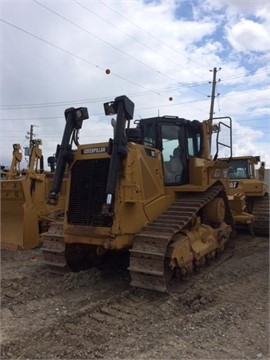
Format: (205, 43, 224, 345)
(129, 183, 234, 293)
(252, 194, 269, 236)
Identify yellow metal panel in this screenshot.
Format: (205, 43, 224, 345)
(1, 180, 40, 249)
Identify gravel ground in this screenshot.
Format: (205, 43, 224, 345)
(1, 233, 269, 360)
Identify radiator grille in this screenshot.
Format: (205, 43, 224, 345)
(67, 158, 113, 227)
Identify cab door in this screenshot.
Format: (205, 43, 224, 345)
(160, 123, 188, 185)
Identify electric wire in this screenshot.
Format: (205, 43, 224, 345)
(0, 80, 268, 111)
(98, 0, 205, 70)
(1, 86, 268, 113)
(0, 18, 168, 97)
(0, 81, 208, 109)
(0, 97, 210, 121)
(73, 0, 207, 87)
(1, 6, 268, 146)
(33, 0, 207, 96)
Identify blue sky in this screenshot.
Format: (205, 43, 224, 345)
(0, 0, 269, 168)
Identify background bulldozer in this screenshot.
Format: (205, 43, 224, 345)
(42, 95, 254, 293)
(219, 155, 269, 236)
(1, 140, 66, 250)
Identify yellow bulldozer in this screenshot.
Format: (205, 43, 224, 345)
(219, 155, 269, 236)
(42, 95, 254, 293)
(1, 140, 66, 250)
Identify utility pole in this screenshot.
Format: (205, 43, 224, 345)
(29, 124, 34, 148)
(208, 67, 221, 120)
(25, 124, 37, 165)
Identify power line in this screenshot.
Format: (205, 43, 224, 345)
(33, 0, 207, 96)
(219, 69, 270, 98)
(1, 84, 267, 113)
(0, 116, 63, 121)
(74, 0, 207, 88)
(0, 97, 211, 121)
(0, 67, 266, 110)
(98, 0, 205, 71)
(1, 14, 268, 111)
(221, 68, 269, 82)
(1, 82, 268, 113)
(0, 18, 103, 68)
(2, 113, 269, 124)
(1, 2, 268, 127)
(0, 81, 208, 110)
(2, 130, 270, 142)
(0, 18, 167, 97)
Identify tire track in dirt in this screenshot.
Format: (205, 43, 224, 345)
(1, 236, 269, 359)
(1, 289, 168, 359)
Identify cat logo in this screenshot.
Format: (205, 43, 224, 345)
(229, 181, 239, 188)
(82, 147, 107, 154)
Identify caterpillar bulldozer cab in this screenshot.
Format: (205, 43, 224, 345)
(1, 140, 66, 250)
(219, 155, 269, 235)
(42, 95, 252, 293)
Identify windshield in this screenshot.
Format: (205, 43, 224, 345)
(228, 160, 250, 179)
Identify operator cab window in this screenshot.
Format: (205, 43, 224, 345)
(161, 124, 187, 185)
(142, 122, 155, 147)
(187, 133, 201, 157)
(228, 160, 250, 179)
(140, 119, 188, 185)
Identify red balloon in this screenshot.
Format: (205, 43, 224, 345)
(169, 97, 173, 101)
(105, 69, 111, 74)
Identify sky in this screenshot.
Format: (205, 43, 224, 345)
(0, 0, 269, 170)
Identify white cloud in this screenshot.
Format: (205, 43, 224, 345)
(226, 19, 270, 52)
(231, 121, 269, 165)
(204, 0, 268, 16)
(218, 88, 269, 117)
(250, 107, 270, 117)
